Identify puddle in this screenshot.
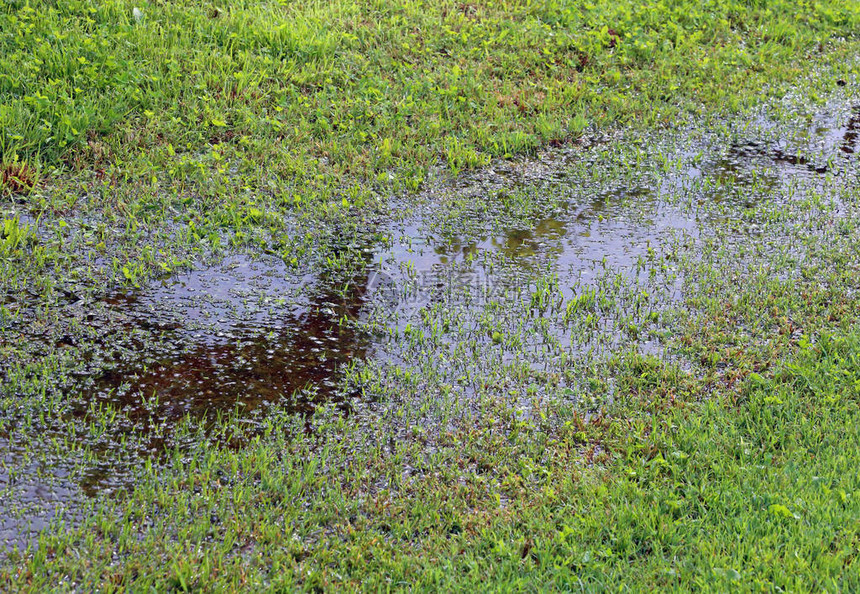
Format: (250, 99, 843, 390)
(3, 93, 860, 555)
(35, 102, 860, 440)
(67, 147, 703, 444)
(0, 439, 81, 555)
(370, 185, 697, 326)
(77, 253, 378, 427)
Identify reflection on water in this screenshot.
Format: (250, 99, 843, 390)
(89, 254, 376, 425)
(373, 184, 697, 320)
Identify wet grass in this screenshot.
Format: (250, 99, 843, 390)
(0, 0, 857, 288)
(6, 91, 860, 587)
(2, 0, 860, 590)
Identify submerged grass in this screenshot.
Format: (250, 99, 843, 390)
(5, 329, 859, 590)
(1, 0, 860, 591)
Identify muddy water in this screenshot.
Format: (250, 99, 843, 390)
(86, 254, 371, 425)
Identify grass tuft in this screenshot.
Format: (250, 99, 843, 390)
(0, 159, 37, 196)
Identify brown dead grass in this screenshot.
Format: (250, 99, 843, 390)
(0, 161, 37, 195)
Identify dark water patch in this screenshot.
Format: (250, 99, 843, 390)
(703, 140, 823, 206)
(77, 254, 376, 431)
(0, 251, 383, 518)
(681, 100, 860, 211)
(728, 141, 829, 175)
(839, 106, 860, 154)
(801, 102, 860, 158)
(0, 251, 388, 506)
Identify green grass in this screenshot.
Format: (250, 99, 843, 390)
(3, 0, 854, 170)
(5, 329, 859, 590)
(2, 0, 860, 591)
(464, 335, 860, 590)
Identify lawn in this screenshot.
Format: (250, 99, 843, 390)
(1, 0, 860, 590)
